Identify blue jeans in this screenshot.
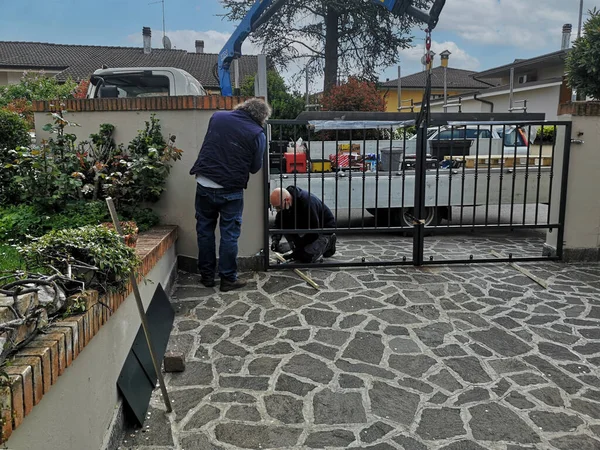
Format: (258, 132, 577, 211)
(195, 184, 244, 282)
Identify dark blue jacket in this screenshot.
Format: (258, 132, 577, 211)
(190, 110, 265, 191)
(274, 186, 336, 232)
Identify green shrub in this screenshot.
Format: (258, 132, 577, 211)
(20, 225, 140, 292)
(0, 110, 30, 150)
(0, 244, 24, 272)
(118, 205, 160, 232)
(567, 8, 600, 100)
(0, 201, 110, 242)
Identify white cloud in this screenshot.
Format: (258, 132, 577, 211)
(436, 0, 582, 50)
(127, 28, 261, 54)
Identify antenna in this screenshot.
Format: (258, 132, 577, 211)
(149, 0, 169, 47)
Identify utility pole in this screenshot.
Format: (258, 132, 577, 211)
(578, 0, 584, 39)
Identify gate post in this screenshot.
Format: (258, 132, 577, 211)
(413, 125, 428, 266)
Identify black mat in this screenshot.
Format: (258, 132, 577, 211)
(117, 283, 175, 426)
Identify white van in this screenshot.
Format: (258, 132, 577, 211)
(86, 67, 207, 98)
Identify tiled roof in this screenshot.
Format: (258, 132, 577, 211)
(0, 41, 259, 90)
(381, 66, 499, 90)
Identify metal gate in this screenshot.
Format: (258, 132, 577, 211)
(262, 112, 571, 270)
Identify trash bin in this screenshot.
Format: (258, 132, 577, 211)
(429, 139, 472, 162)
(380, 146, 404, 172)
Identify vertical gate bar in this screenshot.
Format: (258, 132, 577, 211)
(401, 127, 407, 226)
(547, 125, 558, 225)
(413, 125, 427, 266)
(307, 125, 312, 230)
(388, 127, 393, 227)
(293, 125, 298, 231)
(497, 125, 507, 226)
(459, 129, 469, 226)
(509, 127, 519, 226)
(348, 129, 353, 229)
(263, 123, 271, 270)
(485, 131, 493, 226)
(472, 125, 481, 227)
(534, 127, 544, 226)
(435, 126, 441, 227)
(375, 131, 380, 228)
(335, 130, 339, 225)
(362, 128, 367, 228)
(556, 122, 572, 259)
(522, 125, 532, 225)
(321, 135, 326, 229)
(278, 124, 284, 257)
(447, 127, 455, 228)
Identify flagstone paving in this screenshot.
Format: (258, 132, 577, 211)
(119, 260, 600, 450)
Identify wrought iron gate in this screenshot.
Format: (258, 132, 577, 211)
(262, 112, 571, 270)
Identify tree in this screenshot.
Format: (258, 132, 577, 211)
(221, 0, 426, 92)
(241, 70, 306, 119)
(321, 77, 386, 111)
(0, 72, 78, 127)
(566, 8, 600, 100)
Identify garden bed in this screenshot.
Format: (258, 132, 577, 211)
(0, 226, 177, 445)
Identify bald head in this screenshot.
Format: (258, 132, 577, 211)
(270, 188, 292, 210)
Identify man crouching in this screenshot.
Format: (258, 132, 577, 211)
(270, 186, 337, 263)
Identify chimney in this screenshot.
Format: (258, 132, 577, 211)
(195, 40, 205, 54)
(143, 27, 152, 54)
(426, 51, 436, 71)
(440, 50, 451, 68)
(562, 24, 572, 50)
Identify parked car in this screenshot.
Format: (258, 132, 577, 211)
(86, 67, 207, 98)
(410, 125, 538, 156)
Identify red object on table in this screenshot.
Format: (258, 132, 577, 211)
(284, 152, 307, 173)
(329, 153, 365, 171)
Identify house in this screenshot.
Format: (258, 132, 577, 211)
(429, 28, 574, 121)
(0, 28, 259, 94)
(379, 51, 497, 112)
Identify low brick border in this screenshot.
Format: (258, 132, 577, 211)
(0, 225, 177, 443)
(31, 96, 255, 113)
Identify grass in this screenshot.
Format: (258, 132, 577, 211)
(0, 243, 24, 272)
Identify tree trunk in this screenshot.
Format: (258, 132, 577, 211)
(323, 6, 339, 92)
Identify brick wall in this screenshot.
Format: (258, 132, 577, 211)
(32, 96, 255, 113)
(1, 226, 177, 443)
(558, 101, 600, 116)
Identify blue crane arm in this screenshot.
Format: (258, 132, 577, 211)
(375, 0, 446, 30)
(218, 0, 447, 96)
(218, 0, 286, 96)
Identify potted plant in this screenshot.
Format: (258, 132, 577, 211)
(101, 221, 139, 248)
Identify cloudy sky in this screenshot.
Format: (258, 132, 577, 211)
(0, 0, 589, 90)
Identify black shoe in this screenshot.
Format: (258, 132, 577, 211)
(200, 277, 216, 288)
(220, 278, 247, 292)
(323, 234, 337, 258)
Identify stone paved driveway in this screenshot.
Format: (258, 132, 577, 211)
(120, 262, 600, 450)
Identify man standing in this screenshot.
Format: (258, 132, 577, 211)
(270, 186, 337, 263)
(190, 98, 271, 292)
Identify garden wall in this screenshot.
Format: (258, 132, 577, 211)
(33, 96, 265, 270)
(5, 226, 178, 450)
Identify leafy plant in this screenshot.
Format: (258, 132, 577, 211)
(0, 110, 30, 150)
(0, 244, 24, 272)
(118, 205, 159, 232)
(566, 8, 600, 100)
(322, 77, 386, 112)
(535, 126, 556, 144)
(241, 71, 306, 120)
(0, 201, 110, 243)
(0, 71, 78, 127)
(20, 225, 140, 292)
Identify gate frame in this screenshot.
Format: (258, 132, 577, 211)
(262, 112, 571, 270)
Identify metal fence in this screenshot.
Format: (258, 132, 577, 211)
(262, 113, 571, 270)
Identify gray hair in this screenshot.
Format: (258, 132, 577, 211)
(235, 98, 272, 126)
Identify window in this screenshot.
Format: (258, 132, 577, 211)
(437, 128, 492, 139)
(96, 74, 170, 98)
